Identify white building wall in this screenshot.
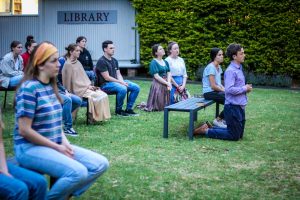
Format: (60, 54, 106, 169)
(0, 16, 39, 56)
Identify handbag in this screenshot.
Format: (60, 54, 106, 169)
(174, 87, 191, 103)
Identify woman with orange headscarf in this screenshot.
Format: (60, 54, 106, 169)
(14, 42, 109, 199)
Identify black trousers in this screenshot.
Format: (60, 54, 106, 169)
(203, 91, 225, 119)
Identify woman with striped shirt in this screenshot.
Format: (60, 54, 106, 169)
(14, 42, 109, 199)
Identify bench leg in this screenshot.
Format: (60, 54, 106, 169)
(215, 102, 220, 118)
(188, 111, 194, 140)
(194, 110, 198, 122)
(163, 108, 169, 138)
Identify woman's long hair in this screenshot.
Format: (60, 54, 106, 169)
(20, 42, 61, 103)
(209, 47, 222, 63)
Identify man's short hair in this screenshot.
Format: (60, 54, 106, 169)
(102, 40, 113, 52)
(226, 43, 243, 61)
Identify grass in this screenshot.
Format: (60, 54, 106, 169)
(1, 80, 300, 199)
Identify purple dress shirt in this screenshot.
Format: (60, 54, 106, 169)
(224, 61, 248, 108)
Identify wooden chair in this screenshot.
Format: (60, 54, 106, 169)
(82, 91, 129, 125)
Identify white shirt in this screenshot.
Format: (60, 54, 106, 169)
(165, 56, 187, 77)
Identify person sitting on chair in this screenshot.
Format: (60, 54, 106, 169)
(95, 40, 140, 116)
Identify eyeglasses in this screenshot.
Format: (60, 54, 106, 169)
(16, 46, 23, 49)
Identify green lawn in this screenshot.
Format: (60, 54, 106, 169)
(1, 80, 300, 199)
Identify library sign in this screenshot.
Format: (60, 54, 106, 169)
(57, 10, 117, 24)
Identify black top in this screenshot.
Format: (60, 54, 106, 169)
(78, 48, 94, 71)
(95, 56, 119, 86)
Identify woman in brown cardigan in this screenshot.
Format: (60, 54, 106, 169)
(62, 43, 111, 122)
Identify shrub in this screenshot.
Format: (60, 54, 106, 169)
(131, 0, 300, 80)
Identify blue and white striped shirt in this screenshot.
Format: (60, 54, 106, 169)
(14, 79, 63, 145)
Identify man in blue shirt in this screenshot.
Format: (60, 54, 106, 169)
(194, 43, 253, 141)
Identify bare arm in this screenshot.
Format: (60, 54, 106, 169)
(0, 126, 10, 176)
(101, 70, 128, 86)
(209, 75, 224, 92)
(154, 73, 172, 90)
(18, 117, 74, 158)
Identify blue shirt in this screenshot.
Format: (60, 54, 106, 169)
(202, 62, 223, 94)
(14, 79, 63, 145)
(224, 61, 248, 107)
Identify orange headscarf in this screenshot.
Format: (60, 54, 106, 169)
(33, 43, 58, 67)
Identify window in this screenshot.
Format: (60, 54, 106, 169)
(0, 0, 38, 15)
(0, 0, 11, 14)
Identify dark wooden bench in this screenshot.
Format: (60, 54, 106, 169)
(163, 97, 219, 140)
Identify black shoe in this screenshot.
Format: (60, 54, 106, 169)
(64, 128, 78, 137)
(116, 110, 130, 117)
(125, 109, 139, 116)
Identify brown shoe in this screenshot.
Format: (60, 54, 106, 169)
(193, 123, 209, 135)
(206, 121, 213, 128)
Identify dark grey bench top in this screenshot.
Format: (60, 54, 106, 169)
(164, 97, 215, 112)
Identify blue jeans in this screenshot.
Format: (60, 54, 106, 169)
(170, 76, 183, 104)
(8, 74, 23, 88)
(15, 143, 109, 200)
(206, 104, 245, 141)
(59, 93, 82, 129)
(101, 80, 140, 111)
(85, 70, 96, 83)
(0, 163, 47, 200)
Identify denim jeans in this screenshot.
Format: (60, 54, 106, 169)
(0, 163, 47, 200)
(101, 80, 140, 111)
(59, 93, 82, 129)
(14, 143, 109, 200)
(8, 74, 23, 88)
(85, 70, 96, 83)
(170, 76, 183, 104)
(206, 104, 245, 141)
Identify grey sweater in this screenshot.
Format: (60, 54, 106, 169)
(0, 52, 24, 88)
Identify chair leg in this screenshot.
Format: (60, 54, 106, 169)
(3, 91, 7, 109)
(86, 98, 89, 125)
(115, 94, 117, 114)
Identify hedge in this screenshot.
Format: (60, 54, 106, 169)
(131, 0, 300, 79)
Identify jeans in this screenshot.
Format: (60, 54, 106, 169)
(8, 75, 23, 88)
(14, 143, 109, 200)
(59, 93, 82, 129)
(170, 76, 183, 105)
(203, 91, 225, 119)
(0, 163, 47, 200)
(101, 80, 140, 111)
(85, 70, 96, 83)
(206, 104, 245, 141)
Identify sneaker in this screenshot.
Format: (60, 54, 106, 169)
(116, 110, 130, 117)
(125, 109, 139, 116)
(222, 119, 227, 125)
(213, 118, 227, 128)
(64, 128, 78, 137)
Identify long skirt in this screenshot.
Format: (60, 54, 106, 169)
(145, 78, 170, 111)
(83, 89, 111, 121)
